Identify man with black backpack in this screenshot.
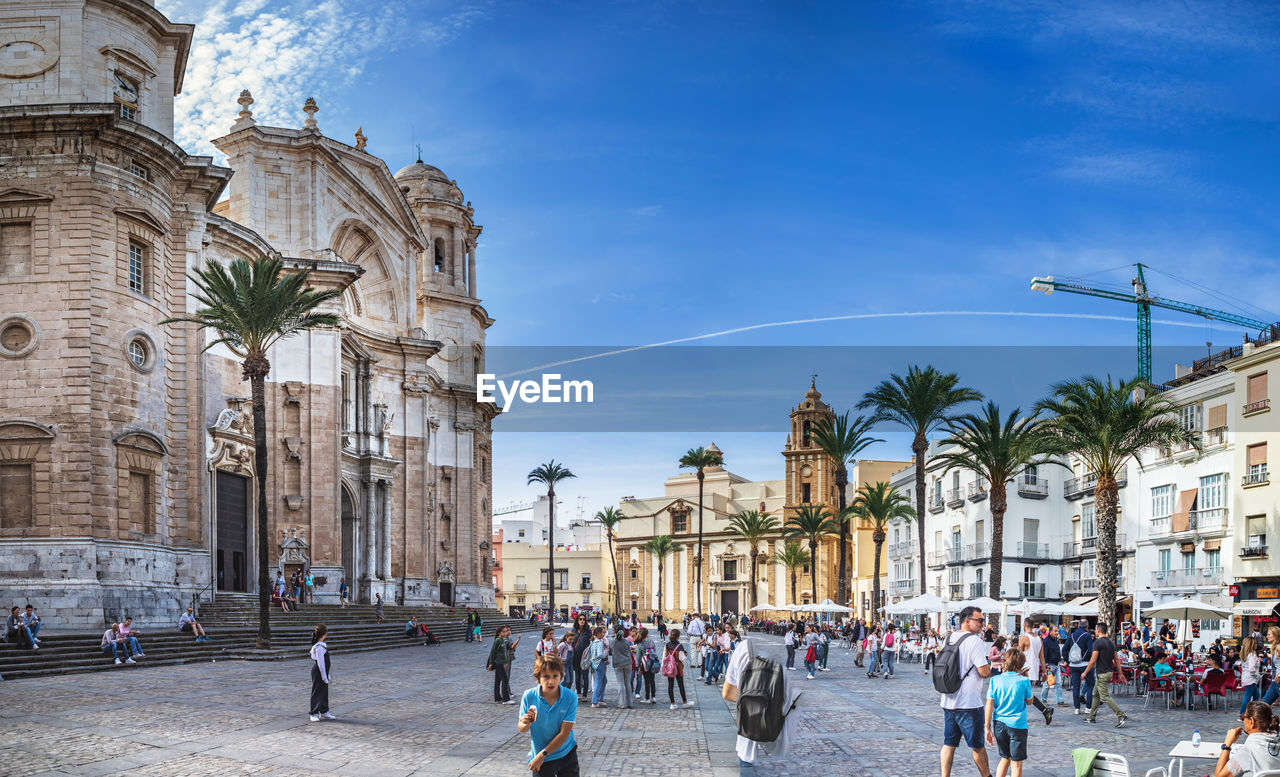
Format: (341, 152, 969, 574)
(936, 606, 993, 777)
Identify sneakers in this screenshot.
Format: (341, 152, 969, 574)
(1043, 707, 1054, 726)
(1073, 708, 1081, 715)
(806, 674, 815, 680)
(125, 658, 136, 664)
(1056, 701, 1068, 707)
(322, 712, 336, 720)
(114, 658, 122, 665)
(503, 700, 518, 705)
(1115, 718, 1128, 729)
(670, 703, 678, 710)
(134, 652, 145, 658)
(309, 714, 321, 722)
(684, 701, 696, 708)
(1084, 716, 1096, 724)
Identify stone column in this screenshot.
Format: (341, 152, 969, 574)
(467, 243, 477, 297)
(381, 479, 392, 579)
(364, 478, 377, 581)
(453, 226, 466, 292)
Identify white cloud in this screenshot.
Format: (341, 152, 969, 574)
(629, 204, 664, 217)
(155, 0, 484, 159)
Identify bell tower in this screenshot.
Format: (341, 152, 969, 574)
(782, 380, 838, 512)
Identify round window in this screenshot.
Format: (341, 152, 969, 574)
(0, 316, 37, 358)
(128, 340, 147, 368)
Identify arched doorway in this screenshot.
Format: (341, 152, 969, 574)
(215, 471, 250, 592)
(341, 486, 358, 592)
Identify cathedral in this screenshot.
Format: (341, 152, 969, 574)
(0, 0, 496, 626)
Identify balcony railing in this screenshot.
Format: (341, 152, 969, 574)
(1244, 469, 1270, 487)
(966, 542, 990, 561)
(1063, 535, 1125, 557)
(1065, 472, 1127, 500)
(949, 584, 964, 600)
(892, 578, 919, 593)
(1244, 398, 1271, 415)
(1151, 567, 1222, 588)
(946, 488, 965, 508)
(1149, 515, 1170, 534)
(889, 541, 919, 558)
(1203, 426, 1228, 447)
(1017, 478, 1049, 499)
(1242, 544, 1269, 559)
(926, 551, 946, 568)
(1016, 541, 1050, 559)
(969, 582, 986, 598)
(1063, 577, 1123, 595)
(967, 481, 989, 502)
(946, 546, 966, 564)
(581, 582, 593, 590)
(1190, 507, 1228, 532)
(1018, 582, 1046, 598)
(514, 583, 527, 591)
(928, 495, 945, 514)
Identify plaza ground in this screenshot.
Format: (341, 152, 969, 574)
(0, 631, 1240, 777)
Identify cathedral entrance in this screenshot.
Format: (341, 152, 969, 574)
(215, 471, 250, 592)
(720, 589, 739, 615)
(340, 487, 357, 590)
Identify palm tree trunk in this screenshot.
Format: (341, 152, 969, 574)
(810, 540, 819, 602)
(913, 433, 928, 628)
(608, 533, 620, 615)
(658, 557, 664, 616)
(790, 569, 797, 605)
(249, 369, 272, 650)
(749, 549, 759, 609)
(872, 529, 885, 621)
(989, 482, 1007, 602)
(696, 471, 705, 614)
(835, 465, 849, 605)
(1096, 476, 1120, 627)
(548, 487, 556, 623)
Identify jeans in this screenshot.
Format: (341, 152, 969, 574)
(1042, 665, 1064, 705)
(924, 651, 935, 672)
(591, 661, 609, 705)
(124, 636, 143, 655)
(1069, 665, 1094, 710)
(575, 656, 591, 695)
(1240, 683, 1261, 714)
(615, 666, 634, 708)
(562, 662, 575, 691)
(884, 650, 896, 677)
(786, 644, 796, 668)
(24, 622, 39, 641)
(1263, 678, 1280, 705)
(493, 663, 512, 701)
(804, 658, 816, 676)
(642, 671, 656, 700)
(866, 649, 880, 676)
(102, 641, 132, 660)
(1088, 672, 1125, 720)
(818, 643, 829, 669)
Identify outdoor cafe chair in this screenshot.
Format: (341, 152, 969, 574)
(1085, 751, 1169, 777)
(1144, 676, 1176, 709)
(1191, 672, 1231, 712)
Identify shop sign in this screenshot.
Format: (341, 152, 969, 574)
(1258, 588, 1279, 599)
(1230, 584, 1240, 597)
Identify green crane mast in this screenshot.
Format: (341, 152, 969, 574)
(1030, 262, 1272, 384)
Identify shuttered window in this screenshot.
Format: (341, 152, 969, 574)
(0, 463, 34, 528)
(1248, 373, 1269, 404)
(1207, 403, 1227, 430)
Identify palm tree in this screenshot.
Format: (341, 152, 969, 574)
(1037, 376, 1196, 626)
(810, 412, 881, 605)
(727, 509, 781, 609)
(936, 402, 1053, 603)
(678, 445, 724, 613)
(595, 506, 625, 614)
(163, 256, 339, 649)
(859, 365, 981, 596)
(783, 504, 838, 602)
(851, 482, 916, 620)
(644, 535, 675, 617)
(527, 461, 576, 622)
(771, 541, 811, 606)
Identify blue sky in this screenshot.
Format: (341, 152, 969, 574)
(159, 0, 1280, 522)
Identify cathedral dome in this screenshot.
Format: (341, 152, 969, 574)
(394, 161, 450, 183)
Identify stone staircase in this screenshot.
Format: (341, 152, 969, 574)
(0, 594, 542, 681)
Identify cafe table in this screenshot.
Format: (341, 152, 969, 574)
(1168, 739, 1222, 777)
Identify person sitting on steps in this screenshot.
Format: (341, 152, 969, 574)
(178, 606, 210, 641)
(100, 622, 137, 665)
(118, 617, 146, 657)
(4, 606, 36, 650)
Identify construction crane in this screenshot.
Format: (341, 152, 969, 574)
(1030, 262, 1273, 383)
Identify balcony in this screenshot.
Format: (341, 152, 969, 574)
(1189, 507, 1228, 532)
(1241, 544, 1269, 559)
(1244, 398, 1270, 416)
(928, 495, 945, 514)
(1203, 426, 1228, 447)
(1063, 577, 1123, 595)
(889, 541, 919, 558)
(581, 582, 593, 591)
(1019, 582, 1046, 598)
(949, 584, 964, 600)
(1016, 542, 1050, 560)
(1017, 478, 1049, 499)
(1063, 535, 1125, 557)
(967, 481, 989, 502)
(969, 582, 986, 598)
(1065, 472, 1127, 500)
(946, 488, 965, 508)
(514, 583, 527, 591)
(1149, 515, 1170, 534)
(1244, 469, 1270, 488)
(945, 546, 966, 564)
(1151, 567, 1222, 588)
(892, 578, 919, 593)
(966, 542, 990, 561)
(926, 551, 946, 568)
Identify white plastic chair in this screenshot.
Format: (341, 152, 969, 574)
(1090, 752, 1170, 777)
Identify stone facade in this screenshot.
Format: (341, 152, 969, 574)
(0, 0, 496, 627)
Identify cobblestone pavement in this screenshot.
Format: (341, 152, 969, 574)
(0, 637, 739, 777)
(738, 634, 1238, 777)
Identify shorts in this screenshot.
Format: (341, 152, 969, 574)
(993, 720, 1027, 762)
(942, 708, 984, 750)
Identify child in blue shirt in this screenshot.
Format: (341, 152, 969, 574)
(985, 647, 1034, 777)
(518, 653, 579, 776)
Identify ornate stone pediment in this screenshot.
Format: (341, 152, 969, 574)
(209, 398, 254, 475)
(278, 528, 309, 566)
(436, 560, 456, 581)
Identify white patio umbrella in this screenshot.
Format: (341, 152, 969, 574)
(749, 603, 783, 612)
(779, 603, 803, 612)
(884, 592, 947, 615)
(1142, 597, 1233, 623)
(946, 596, 1004, 613)
(802, 598, 855, 613)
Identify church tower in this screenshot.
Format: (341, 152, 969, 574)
(782, 381, 838, 512)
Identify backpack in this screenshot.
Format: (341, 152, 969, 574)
(661, 648, 679, 678)
(580, 643, 593, 672)
(1068, 634, 1085, 664)
(884, 632, 895, 648)
(737, 655, 797, 742)
(932, 632, 977, 694)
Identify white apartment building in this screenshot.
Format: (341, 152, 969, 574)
(1128, 366, 1235, 642)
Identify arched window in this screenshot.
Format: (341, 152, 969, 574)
(433, 238, 446, 273)
(802, 420, 812, 445)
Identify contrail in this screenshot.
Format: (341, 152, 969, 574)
(498, 310, 1245, 378)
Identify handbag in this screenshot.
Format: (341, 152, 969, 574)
(805, 644, 817, 663)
